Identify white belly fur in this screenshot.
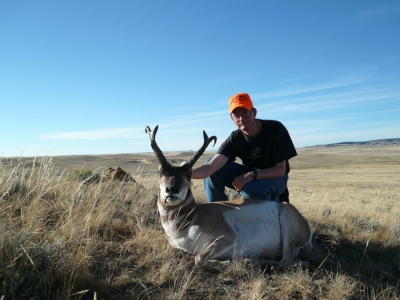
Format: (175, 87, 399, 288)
(163, 200, 283, 260)
(224, 201, 282, 259)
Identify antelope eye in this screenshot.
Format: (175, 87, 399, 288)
(187, 175, 192, 181)
(159, 172, 163, 178)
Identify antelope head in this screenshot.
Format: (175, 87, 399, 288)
(145, 125, 217, 206)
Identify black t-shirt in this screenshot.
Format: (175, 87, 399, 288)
(217, 120, 297, 173)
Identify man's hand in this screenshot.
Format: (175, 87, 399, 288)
(232, 172, 253, 192)
(233, 161, 286, 191)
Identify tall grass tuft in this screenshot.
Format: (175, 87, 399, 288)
(66, 168, 101, 183)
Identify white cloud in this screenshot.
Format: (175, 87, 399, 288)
(40, 71, 400, 155)
(41, 127, 145, 140)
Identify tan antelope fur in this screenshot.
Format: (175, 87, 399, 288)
(145, 125, 313, 269)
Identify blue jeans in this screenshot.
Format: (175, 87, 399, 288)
(203, 158, 288, 203)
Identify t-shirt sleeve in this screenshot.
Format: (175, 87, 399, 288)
(271, 122, 297, 165)
(217, 132, 237, 161)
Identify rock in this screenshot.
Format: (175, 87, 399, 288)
(101, 167, 136, 183)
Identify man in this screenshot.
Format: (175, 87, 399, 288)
(192, 92, 297, 203)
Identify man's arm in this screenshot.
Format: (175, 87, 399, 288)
(192, 154, 229, 179)
(256, 160, 286, 179)
(232, 160, 286, 192)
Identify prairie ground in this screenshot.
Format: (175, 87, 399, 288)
(1, 144, 399, 299)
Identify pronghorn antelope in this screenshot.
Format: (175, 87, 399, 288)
(145, 125, 313, 269)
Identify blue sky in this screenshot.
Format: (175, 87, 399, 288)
(1, 1, 399, 157)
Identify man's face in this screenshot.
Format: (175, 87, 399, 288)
(231, 107, 255, 131)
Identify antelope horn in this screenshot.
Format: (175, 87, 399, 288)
(145, 125, 168, 166)
(188, 131, 217, 168)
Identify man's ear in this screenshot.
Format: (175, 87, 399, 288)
(252, 108, 257, 118)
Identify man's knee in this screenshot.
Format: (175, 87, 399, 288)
(241, 177, 287, 200)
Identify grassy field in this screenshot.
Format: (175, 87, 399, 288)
(1, 144, 399, 299)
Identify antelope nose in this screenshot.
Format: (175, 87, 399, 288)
(166, 186, 178, 194)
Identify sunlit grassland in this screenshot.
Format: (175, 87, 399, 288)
(0, 146, 399, 299)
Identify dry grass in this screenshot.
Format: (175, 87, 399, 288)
(1, 145, 399, 299)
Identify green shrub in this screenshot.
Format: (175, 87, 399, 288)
(66, 169, 100, 183)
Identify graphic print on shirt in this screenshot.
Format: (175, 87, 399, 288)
(249, 147, 262, 160)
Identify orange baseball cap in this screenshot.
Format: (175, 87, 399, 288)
(228, 93, 253, 113)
